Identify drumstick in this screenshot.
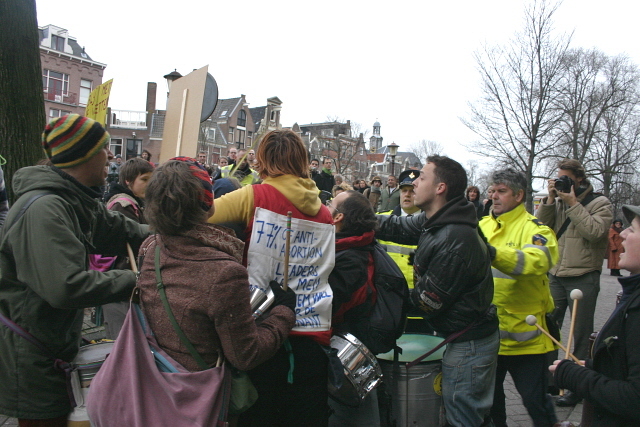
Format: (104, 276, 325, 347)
(565, 289, 583, 360)
(557, 289, 583, 396)
(282, 211, 292, 291)
(525, 315, 581, 364)
(126, 243, 138, 273)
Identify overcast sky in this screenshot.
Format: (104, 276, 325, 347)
(36, 0, 640, 167)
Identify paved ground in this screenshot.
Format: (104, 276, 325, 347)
(0, 263, 625, 426)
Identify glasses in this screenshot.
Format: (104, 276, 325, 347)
(325, 200, 340, 213)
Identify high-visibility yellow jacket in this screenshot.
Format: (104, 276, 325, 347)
(479, 203, 558, 355)
(378, 209, 417, 289)
(220, 165, 260, 186)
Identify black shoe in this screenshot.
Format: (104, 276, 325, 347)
(556, 390, 581, 407)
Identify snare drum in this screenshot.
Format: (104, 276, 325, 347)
(68, 342, 114, 426)
(328, 333, 383, 407)
(74, 341, 114, 388)
(378, 334, 446, 427)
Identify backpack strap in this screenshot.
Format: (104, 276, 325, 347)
(107, 194, 140, 216)
(555, 191, 599, 240)
(4, 192, 53, 232)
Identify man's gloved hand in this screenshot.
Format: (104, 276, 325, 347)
(269, 280, 297, 312)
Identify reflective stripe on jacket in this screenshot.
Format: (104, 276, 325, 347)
(479, 203, 558, 355)
(377, 210, 416, 288)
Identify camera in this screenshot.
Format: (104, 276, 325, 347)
(554, 175, 574, 193)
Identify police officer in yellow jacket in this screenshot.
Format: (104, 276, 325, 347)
(219, 148, 259, 186)
(479, 168, 559, 427)
(378, 169, 428, 333)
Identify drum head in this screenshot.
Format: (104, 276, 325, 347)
(74, 342, 114, 365)
(377, 334, 446, 363)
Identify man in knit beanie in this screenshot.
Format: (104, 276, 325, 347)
(0, 114, 150, 424)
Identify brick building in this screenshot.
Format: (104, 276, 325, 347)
(39, 25, 106, 121)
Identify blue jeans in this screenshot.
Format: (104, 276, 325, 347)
(441, 329, 499, 427)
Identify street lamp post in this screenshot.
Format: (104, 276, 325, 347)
(162, 69, 183, 106)
(387, 142, 399, 177)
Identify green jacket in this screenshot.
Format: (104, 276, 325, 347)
(377, 187, 400, 212)
(0, 166, 149, 419)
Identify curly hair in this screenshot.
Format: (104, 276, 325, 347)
(490, 168, 527, 197)
(255, 130, 309, 179)
(335, 190, 379, 236)
(145, 161, 209, 235)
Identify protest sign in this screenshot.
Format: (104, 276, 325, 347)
(84, 79, 113, 125)
(247, 208, 335, 333)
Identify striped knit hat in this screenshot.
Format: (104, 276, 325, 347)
(169, 156, 214, 212)
(42, 114, 110, 168)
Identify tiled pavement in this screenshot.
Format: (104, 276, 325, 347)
(0, 262, 625, 426)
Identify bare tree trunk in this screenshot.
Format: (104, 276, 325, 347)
(0, 0, 46, 202)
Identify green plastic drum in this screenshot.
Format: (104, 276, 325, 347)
(376, 334, 446, 363)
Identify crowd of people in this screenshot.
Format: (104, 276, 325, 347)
(0, 113, 639, 427)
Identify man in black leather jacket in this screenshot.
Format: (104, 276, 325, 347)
(377, 155, 499, 427)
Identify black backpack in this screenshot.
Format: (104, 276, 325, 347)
(351, 242, 410, 354)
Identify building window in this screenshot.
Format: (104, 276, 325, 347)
(51, 35, 65, 51)
(126, 139, 143, 159)
(110, 139, 123, 157)
(321, 129, 334, 137)
(237, 129, 245, 149)
(237, 110, 247, 127)
(207, 128, 216, 142)
(42, 69, 69, 100)
(79, 79, 92, 106)
(49, 108, 71, 119)
(229, 126, 234, 137)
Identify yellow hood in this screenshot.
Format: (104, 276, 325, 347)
(262, 175, 322, 216)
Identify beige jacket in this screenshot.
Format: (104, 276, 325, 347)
(536, 184, 612, 277)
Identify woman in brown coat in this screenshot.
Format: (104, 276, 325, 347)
(608, 219, 625, 276)
(137, 158, 296, 373)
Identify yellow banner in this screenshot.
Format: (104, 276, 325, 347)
(85, 79, 113, 125)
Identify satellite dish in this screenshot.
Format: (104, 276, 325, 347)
(201, 73, 218, 122)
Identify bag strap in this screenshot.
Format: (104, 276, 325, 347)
(556, 218, 572, 240)
(405, 305, 494, 369)
(555, 191, 598, 240)
(0, 311, 77, 407)
(154, 244, 209, 370)
(4, 191, 52, 232)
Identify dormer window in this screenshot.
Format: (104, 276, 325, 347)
(51, 35, 65, 51)
(237, 110, 246, 127)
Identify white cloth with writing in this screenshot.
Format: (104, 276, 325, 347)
(247, 207, 335, 333)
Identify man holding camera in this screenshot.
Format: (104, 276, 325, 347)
(537, 159, 612, 407)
